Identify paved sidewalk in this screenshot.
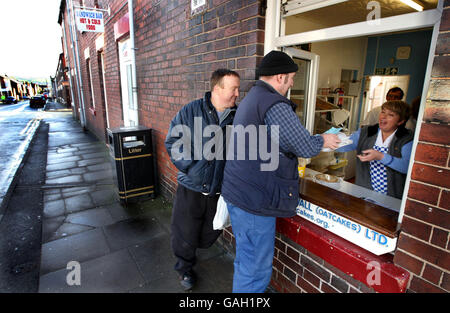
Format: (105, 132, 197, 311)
(38, 105, 234, 293)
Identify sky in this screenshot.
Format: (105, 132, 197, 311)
(0, 0, 63, 80)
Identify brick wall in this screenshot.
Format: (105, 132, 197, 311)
(393, 2, 450, 293)
(272, 234, 379, 293)
(61, 0, 114, 140)
(63, 0, 265, 196)
(131, 0, 265, 199)
(102, 0, 128, 131)
(220, 223, 380, 293)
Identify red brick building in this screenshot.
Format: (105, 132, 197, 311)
(58, 0, 449, 293)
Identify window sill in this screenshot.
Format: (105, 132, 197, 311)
(299, 178, 399, 238)
(277, 215, 409, 293)
(276, 179, 410, 293)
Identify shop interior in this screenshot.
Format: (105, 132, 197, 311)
(282, 0, 437, 207)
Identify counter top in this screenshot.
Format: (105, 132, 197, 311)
(304, 168, 401, 212)
(298, 178, 399, 238)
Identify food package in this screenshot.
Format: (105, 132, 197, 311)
(322, 129, 353, 152)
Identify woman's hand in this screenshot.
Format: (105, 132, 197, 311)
(357, 149, 384, 162)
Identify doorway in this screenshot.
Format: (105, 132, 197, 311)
(362, 74, 410, 122)
(118, 38, 138, 127)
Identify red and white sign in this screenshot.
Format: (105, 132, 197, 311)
(75, 9, 104, 33)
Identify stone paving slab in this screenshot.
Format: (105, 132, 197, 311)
(65, 207, 115, 228)
(39, 249, 145, 293)
(39, 112, 235, 293)
(102, 215, 166, 252)
(40, 228, 111, 276)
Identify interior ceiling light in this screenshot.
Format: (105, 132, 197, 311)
(399, 0, 424, 11)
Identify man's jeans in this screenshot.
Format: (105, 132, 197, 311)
(226, 201, 276, 293)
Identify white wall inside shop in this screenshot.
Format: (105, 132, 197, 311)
(285, 16, 367, 92)
(310, 37, 367, 91)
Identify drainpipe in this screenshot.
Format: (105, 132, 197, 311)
(61, 20, 76, 111)
(128, 0, 139, 125)
(68, 0, 87, 129)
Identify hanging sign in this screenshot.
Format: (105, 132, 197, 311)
(296, 199, 397, 255)
(75, 9, 104, 32)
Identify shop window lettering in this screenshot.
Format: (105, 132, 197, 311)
(365, 229, 388, 246)
(296, 199, 397, 255)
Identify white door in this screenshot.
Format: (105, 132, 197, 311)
(100, 52, 110, 128)
(362, 75, 410, 120)
(284, 47, 320, 132)
(118, 38, 138, 126)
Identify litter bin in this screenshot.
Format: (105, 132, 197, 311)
(107, 126, 156, 204)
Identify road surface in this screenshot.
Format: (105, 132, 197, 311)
(0, 100, 44, 214)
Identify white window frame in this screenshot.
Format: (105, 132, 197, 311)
(284, 47, 320, 131)
(282, 0, 348, 17)
(99, 52, 110, 128)
(118, 38, 139, 127)
(264, 0, 444, 223)
(269, 5, 442, 49)
(87, 58, 95, 108)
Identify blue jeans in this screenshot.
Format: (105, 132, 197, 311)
(226, 200, 276, 293)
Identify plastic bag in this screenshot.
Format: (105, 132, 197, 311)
(213, 195, 231, 230)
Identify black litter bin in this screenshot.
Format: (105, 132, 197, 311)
(107, 126, 156, 204)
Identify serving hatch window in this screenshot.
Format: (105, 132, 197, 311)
(287, 33, 432, 211)
(286, 32, 432, 214)
(272, 0, 440, 224)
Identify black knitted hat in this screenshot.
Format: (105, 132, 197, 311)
(256, 50, 299, 77)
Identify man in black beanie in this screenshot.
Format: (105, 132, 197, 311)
(256, 50, 300, 77)
(221, 50, 340, 293)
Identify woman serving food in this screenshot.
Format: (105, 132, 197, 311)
(337, 100, 414, 199)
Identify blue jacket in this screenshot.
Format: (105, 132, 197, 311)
(222, 81, 300, 217)
(165, 92, 236, 195)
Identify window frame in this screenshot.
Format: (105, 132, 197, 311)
(86, 57, 95, 109)
(284, 47, 320, 131)
(264, 0, 444, 224)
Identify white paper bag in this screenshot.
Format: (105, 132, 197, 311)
(213, 195, 231, 230)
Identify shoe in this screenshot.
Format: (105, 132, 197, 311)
(180, 270, 196, 291)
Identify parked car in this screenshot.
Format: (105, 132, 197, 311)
(30, 95, 46, 108)
(22, 95, 30, 100)
(2, 96, 18, 104)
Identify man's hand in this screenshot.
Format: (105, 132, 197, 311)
(357, 149, 384, 162)
(321, 134, 341, 150)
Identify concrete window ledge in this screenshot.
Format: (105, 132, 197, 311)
(276, 216, 410, 293)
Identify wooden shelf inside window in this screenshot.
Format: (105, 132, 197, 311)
(298, 178, 398, 238)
